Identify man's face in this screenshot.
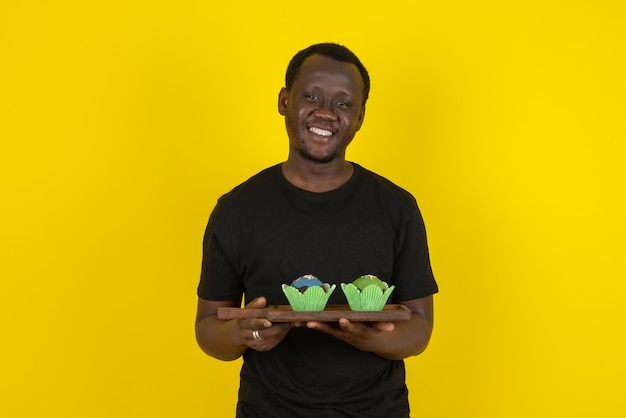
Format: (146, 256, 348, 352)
(278, 54, 366, 164)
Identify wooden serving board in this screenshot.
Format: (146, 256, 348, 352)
(217, 304, 412, 322)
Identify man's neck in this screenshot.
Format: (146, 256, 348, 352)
(281, 159, 354, 193)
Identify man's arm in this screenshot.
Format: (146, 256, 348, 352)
(306, 295, 434, 360)
(195, 297, 292, 361)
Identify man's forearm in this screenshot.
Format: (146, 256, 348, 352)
(195, 316, 247, 361)
(370, 314, 433, 360)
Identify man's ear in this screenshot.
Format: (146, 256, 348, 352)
(356, 105, 366, 131)
(278, 87, 288, 115)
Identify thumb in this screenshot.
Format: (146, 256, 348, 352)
(246, 296, 267, 309)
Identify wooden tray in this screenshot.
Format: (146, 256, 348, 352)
(217, 304, 411, 322)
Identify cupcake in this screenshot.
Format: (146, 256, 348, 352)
(281, 274, 336, 311)
(341, 274, 395, 311)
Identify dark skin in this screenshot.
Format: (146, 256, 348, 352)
(195, 54, 434, 362)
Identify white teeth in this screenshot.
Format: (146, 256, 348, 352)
(309, 127, 332, 137)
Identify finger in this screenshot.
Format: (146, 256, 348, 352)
(305, 321, 337, 334)
(251, 328, 264, 341)
(250, 322, 292, 344)
(267, 322, 293, 336)
(338, 318, 356, 332)
(373, 321, 395, 332)
(241, 297, 271, 328)
(305, 321, 341, 331)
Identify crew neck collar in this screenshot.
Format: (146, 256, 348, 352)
(278, 162, 359, 195)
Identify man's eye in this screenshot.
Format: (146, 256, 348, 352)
(337, 101, 349, 107)
(306, 95, 320, 100)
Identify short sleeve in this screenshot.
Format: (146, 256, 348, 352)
(390, 199, 438, 301)
(197, 199, 244, 301)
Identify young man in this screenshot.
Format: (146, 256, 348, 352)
(195, 43, 438, 417)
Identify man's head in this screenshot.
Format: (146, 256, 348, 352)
(278, 44, 368, 165)
(285, 43, 370, 107)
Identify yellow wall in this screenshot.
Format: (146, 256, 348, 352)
(1, 1, 624, 416)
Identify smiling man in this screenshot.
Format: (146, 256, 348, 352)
(195, 43, 438, 418)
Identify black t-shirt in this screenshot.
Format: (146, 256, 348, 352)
(198, 163, 438, 417)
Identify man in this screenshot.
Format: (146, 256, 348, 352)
(195, 43, 438, 417)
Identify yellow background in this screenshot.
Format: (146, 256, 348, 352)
(1, 1, 624, 416)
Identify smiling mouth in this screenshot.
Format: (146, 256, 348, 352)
(309, 127, 333, 137)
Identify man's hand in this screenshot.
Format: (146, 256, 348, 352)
(195, 296, 291, 360)
(305, 319, 394, 353)
(238, 297, 292, 352)
(302, 296, 434, 360)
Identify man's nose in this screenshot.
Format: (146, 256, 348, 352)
(313, 102, 338, 120)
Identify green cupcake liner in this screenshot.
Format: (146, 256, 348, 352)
(341, 283, 395, 311)
(281, 284, 336, 311)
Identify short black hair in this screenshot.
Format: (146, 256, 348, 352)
(285, 43, 370, 105)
